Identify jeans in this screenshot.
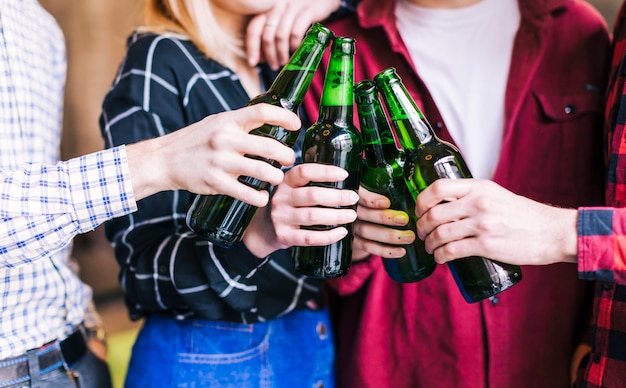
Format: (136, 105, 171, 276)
(4, 350, 111, 388)
(125, 309, 335, 388)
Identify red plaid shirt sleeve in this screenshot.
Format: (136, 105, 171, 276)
(578, 208, 626, 284)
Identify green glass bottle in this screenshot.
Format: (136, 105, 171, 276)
(355, 80, 436, 283)
(374, 67, 522, 303)
(186, 23, 333, 247)
(292, 37, 362, 279)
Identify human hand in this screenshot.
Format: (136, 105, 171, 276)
(126, 103, 300, 205)
(415, 179, 578, 266)
(243, 163, 358, 258)
(351, 186, 416, 262)
(245, 0, 341, 69)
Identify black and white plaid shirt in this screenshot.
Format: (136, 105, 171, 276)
(100, 31, 325, 324)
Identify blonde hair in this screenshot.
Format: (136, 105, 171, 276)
(143, 0, 245, 66)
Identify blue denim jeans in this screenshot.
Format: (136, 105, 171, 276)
(125, 309, 335, 388)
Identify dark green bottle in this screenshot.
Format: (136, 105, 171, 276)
(374, 67, 522, 303)
(186, 23, 333, 247)
(292, 37, 362, 279)
(355, 80, 436, 283)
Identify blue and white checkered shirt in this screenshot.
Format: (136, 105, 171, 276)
(0, 0, 136, 359)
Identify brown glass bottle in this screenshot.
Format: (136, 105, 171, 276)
(186, 23, 333, 247)
(292, 37, 362, 279)
(374, 67, 522, 303)
(355, 80, 436, 283)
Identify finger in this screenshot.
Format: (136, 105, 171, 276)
(415, 179, 471, 217)
(214, 179, 271, 208)
(224, 154, 287, 186)
(352, 236, 408, 259)
(279, 227, 349, 247)
(245, 14, 268, 66)
(432, 237, 484, 264)
(357, 205, 409, 227)
(272, 4, 299, 66)
(358, 186, 391, 209)
(423, 217, 477, 255)
(275, 207, 357, 228)
(288, 17, 315, 54)
(283, 164, 349, 188)
(416, 199, 469, 240)
(281, 186, 359, 208)
(260, 1, 288, 70)
(231, 103, 301, 134)
(353, 220, 415, 246)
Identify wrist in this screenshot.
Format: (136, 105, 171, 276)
(126, 137, 168, 201)
(555, 208, 579, 264)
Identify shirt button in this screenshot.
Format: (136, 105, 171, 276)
(489, 296, 499, 305)
(436, 121, 444, 129)
(564, 105, 575, 115)
(602, 282, 613, 291)
(316, 322, 327, 338)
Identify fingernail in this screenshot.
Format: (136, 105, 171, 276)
(394, 213, 408, 225)
(336, 169, 349, 180)
(349, 191, 359, 203)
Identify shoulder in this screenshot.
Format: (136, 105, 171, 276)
(123, 30, 196, 65)
(121, 30, 227, 74)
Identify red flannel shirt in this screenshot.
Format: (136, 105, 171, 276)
(578, 3, 626, 386)
(304, 0, 610, 387)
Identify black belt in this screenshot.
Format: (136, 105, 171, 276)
(0, 326, 88, 386)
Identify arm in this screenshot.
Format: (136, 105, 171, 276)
(0, 102, 297, 271)
(245, 0, 359, 69)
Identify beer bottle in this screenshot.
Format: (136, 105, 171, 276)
(355, 80, 436, 283)
(374, 67, 522, 303)
(186, 23, 333, 247)
(292, 37, 362, 278)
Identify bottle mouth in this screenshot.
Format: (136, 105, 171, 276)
(309, 22, 334, 44)
(374, 67, 401, 87)
(332, 36, 356, 54)
(354, 80, 375, 93)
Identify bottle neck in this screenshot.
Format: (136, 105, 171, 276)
(318, 51, 354, 125)
(263, 25, 331, 109)
(357, 93, 400, 166)
(386, 81, 434, 151)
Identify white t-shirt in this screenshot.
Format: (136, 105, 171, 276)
(395, 0, 520, 179)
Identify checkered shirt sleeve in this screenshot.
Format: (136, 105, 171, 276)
(0, 147, 136, 266)
(578, 208, 626, 284)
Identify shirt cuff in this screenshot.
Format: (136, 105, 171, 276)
(68, 146, 137, 233)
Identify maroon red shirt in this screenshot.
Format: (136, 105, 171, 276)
(303, 0, 610, 386)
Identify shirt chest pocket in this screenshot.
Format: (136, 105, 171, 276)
(523, 90, 604, 207)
